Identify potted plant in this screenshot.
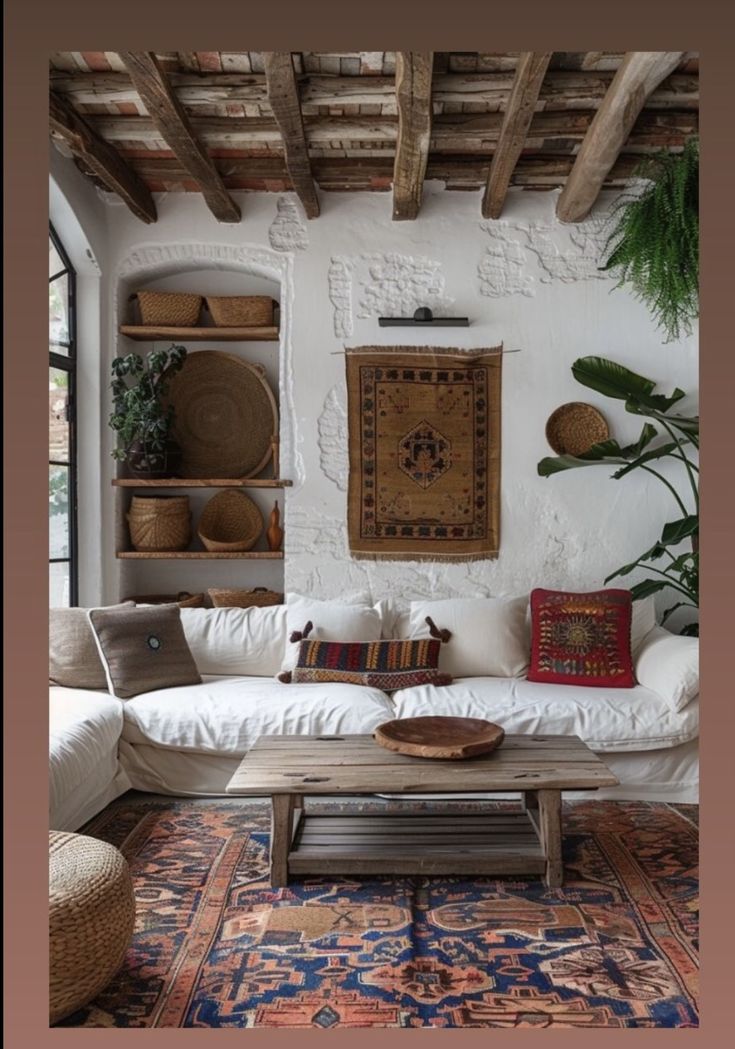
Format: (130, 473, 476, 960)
(538, 356, 699, 636)
(109, 344, 187, 479)
(600, 138, 699, 343)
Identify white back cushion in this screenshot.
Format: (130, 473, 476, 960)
(281, 594, 383, 674)
(180, 606, 288, 677)
(634, 626, 699, 711)
(409, 596, 530, 678)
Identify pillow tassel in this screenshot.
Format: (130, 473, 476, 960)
(289, 620, 313, 644)
(425, 616, 451, 643)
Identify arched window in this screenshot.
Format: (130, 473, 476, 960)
(49, 225, 78, 606)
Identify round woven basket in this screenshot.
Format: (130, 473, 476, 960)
(135, 291, 202, 327)
(205, 295, 275, 328)
(127, 495, 191, 552)
(198, 490, 264, 552)
(208, 587, 283, 607)
(49, 831, 136, 1025)
(545, 402, 609, 456)
(163, 352, 278, 479)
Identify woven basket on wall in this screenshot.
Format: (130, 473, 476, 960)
(197, 490, 264, 552)
(208, 587, 283, 608)
(545, 402, 609, 456)
(204, 295, 275, 327)
(126, 591, 205, 608)
(49, 831, 136, 1025)
(127, 495, 191, 552)
(135, 291, 203, 327)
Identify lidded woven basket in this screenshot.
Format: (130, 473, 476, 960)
(135, 291, 202, 327)
(197, 490, 264, 552)
(127, 495, 191, 552)
(204, 295, 275, 327)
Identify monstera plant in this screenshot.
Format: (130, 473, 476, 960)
(538, 357, 699, 636)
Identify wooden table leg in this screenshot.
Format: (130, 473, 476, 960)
(537, 789, 563, 888)
(270, 794, 295, 888)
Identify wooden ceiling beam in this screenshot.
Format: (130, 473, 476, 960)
(481, 51, 553, 219)
(556, 51, 685, 222)
(49, 90, 157, 223)
(263, 52, 320, 217)
(119, 51, 241, 222)
(392, 52, 433, 220)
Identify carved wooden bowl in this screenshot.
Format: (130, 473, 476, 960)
(374, 716, 505, 760)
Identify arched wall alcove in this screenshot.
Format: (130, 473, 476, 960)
(107, 242, 301, 603)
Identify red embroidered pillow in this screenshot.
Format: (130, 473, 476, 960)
(528, 588, 635, 688)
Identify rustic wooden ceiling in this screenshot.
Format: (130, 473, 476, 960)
(49, 51, 699, 225)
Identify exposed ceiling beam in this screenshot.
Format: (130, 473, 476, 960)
(263, 52, 320, 218)
(119, 51, 241, 222)
(556, 51, 685, 222)
(49, 90, 157, 223)
(481, 52, 553, 219)
(392, 52, 433, 220)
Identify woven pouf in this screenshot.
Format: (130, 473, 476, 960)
(49, 831, 136, 1025)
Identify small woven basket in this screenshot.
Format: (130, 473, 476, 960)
(126, 591, 205, 608)
(135, 291, 202, 327)
(545, 402, 610, 456)
(197, 490, 264, 552)
(208, 587, 283, 608)
(204, 295, 275, 327)
(127, 495, 191, 552)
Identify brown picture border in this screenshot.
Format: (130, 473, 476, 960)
(4, 0, 731, 1043)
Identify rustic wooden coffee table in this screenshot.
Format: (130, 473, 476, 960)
(226, 733, 618, 888)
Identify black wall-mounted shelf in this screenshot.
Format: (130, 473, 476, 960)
(378, 307, 469, 328)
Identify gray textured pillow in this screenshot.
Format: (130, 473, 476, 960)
(88, 603, 202, 699)
(49, 604, 132, 689)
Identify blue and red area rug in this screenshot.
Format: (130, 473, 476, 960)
(60, 798, 698, 1028)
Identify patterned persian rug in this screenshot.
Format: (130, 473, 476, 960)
(59, 797, 698, 1029)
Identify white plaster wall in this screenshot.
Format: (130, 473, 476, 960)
(95, 180, 698, 621)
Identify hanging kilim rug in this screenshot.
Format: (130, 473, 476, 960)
(346, 347, 502, 561)
(58, 797, 699, 1028)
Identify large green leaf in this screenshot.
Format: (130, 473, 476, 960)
(628, 579, 670, 600)
(661, 515, 699, 545)
(571, 357, 686, 412)
(612, 441, 678, 479)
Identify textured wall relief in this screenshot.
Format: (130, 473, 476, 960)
(317, 387, 349, 491)
(268, 196, 309, 252)
(357, 253, 454, 318)
(286, 506, 348, 558)
(328, 257, 354, 337)
(478, 223, 534, 298)
(524, 218, 613, 283)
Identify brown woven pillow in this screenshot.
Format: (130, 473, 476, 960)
(50, 604, 133, 689)
(88, 603, 201, 699)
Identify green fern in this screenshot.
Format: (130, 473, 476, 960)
(601, 138, 699, 343)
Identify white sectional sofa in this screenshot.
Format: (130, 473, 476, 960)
(49, 597, 699, 831)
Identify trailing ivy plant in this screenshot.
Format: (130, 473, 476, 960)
(600, 138, 699, 343)
(109, 344, 187, 471)
(538, 357, 699, 636)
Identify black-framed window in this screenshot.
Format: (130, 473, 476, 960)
(49, 224, 78, 606)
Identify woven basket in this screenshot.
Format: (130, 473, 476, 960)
(127, 495, 191, 552)
(126, 591, 205, 608)
(135, 291, 202, 327)
(208, 587, 283, 608)
(198, 490, 264, 552)
(49, 831, 136, 1025)
(204, 295, 274, 327)
(546, 402, 610, 456)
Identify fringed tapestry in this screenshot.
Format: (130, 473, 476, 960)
(346, 347, 502, 562)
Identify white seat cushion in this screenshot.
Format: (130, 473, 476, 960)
(49, 687, 124, 811)
(392, 677, 699, 751)
(121, 675, 396, 755)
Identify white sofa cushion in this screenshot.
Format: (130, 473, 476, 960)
(391, 677, 699, 751)
(121, 675, 396, 755)
(49, 687, 124, 814)
(634, 626, 699, 712)
(281, 594, 383, 675)
(409, 596, 530, 678)
(181, 606, 287, 677)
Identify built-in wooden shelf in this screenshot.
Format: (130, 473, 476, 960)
(116, 551, 284, 560)
(112, 478, 293, 488)
(119, 325, 279, 342)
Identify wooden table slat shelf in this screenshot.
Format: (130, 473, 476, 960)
(119, 325, 279, 342)
(112, 478, 293, 488)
